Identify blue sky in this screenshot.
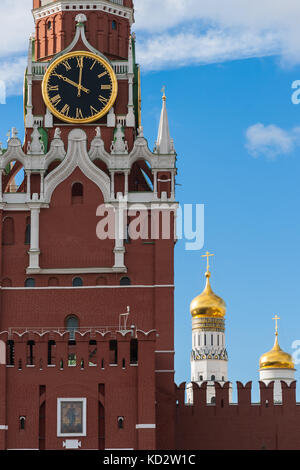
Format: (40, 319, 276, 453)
(1, 1, 300, 401)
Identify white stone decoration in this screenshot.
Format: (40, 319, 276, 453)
(259, 367, 295, 404)
(27, 124, 45, 155)
(110, 124, 129, 155)
(154, 94, 175, 155)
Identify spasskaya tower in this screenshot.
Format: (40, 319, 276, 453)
(0, 0, 178, 451)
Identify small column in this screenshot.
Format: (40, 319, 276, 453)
(113, 199, 126, 270)
(0, 170, 3, 202)
(126, 36, 135, 128)
(28, 195, 41, 270)
(171, 170, 175, 200)
(40, 171, 45, 200)
(124, 170, 129, 197)
(153, 171, 158, 199)
(25, 36, 34, 128)
(110, 171, 115, 200)
(26, 171, 31, 201)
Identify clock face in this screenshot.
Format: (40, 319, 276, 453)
(42, 51, 118, 124)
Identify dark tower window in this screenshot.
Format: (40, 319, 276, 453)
(66, 315, 79, 341)
(72, 182, 83, 204)
(130, 339, 138, 364)
(72, 277, 83, 287)
(120, 277, 131, 286)
(25, 216, 31, 245)
(211, 375, 216, 381)
(48, 340, 56, 366)
(27, 341, 35, 366)
(2, 217, 15, 245)
(109, 340, 118, 365)
(19, 416, 26, 430)
(112, 20, 117, 30)
(25, 278, 35, 288)
(118, 417, 124, 429)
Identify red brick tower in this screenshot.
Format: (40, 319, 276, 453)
(0, 0, 177, 450)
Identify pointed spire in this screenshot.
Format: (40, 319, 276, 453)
(155, 87, 175, 155)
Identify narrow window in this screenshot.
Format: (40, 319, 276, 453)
(72, 277, 83, 287)
(204, 334, 206, 346)
(27, 341, 35, 366)
(72, 182, 83, 204)
(89, 340, 97, 366)
(25, 278, 35, 288)
(66, 315, 79, 341)
(118, 417, 124, 429)
(20, 416, 26, 430)
(2, 217, 15, 245)
(48, 340, 56, 366)
(130, 339, 138, 364)
(109, 340, 118, 365)
(217, 335, 219, 346)
(211, 375, 216, 381)
(211, 334, 213, 346)
(112, 20, 117, 30)
(25, 216, 31, 245)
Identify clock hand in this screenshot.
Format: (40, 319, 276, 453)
(53, 73, 90, 94)
(77, 58, 83, 98)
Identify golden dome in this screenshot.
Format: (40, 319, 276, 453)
(259, 333, 294, 370)
(190, 271, 226, 319)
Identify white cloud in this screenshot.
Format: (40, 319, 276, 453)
(245, 123, 300, 159)
(134, 0, 300, 69)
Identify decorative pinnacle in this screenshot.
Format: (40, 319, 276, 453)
(202, 251, 214, 275)
(161, 85, 166, 101)
(272, 314, 280, 337)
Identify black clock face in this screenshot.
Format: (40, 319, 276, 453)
(42, 51, 118, 124)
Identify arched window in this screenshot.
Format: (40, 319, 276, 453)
(47, 21, 52, 30)
(66, 315, 79, 340)
(72, 182, 83, 204)
(25, 278, 35, 288)
(120, 277, 131, 286)
(2, 217, 15, 245)
(19, 416, 26, 430)
(211, 375, 216, 381)
(72, 277, 83, 287)
(25, 216, 31, 245)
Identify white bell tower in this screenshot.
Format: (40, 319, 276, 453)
(186, 252, 231, 404)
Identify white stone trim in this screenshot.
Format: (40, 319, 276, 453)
(33, 1, 134, 26)
(155, 350, 175, 353)
(0, 425, 8, 430)
(136, 424, 156, 429)
(26, 267, 127, 275)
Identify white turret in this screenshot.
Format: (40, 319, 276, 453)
(259, 316, 295, 403)
(186, 252, 231, 404)
(155, 89, 175, 155)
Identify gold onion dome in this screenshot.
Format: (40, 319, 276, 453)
(259, 332, 294, 370)
(190, 270, 226, 319)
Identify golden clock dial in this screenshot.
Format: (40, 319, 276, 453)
(42, 51, 118, 124)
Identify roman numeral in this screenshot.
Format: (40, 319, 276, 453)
(62, 60, 71, 71)
(90, 60, 97, 70)
(98, 71, 108, 79)
(76, 108, 84, 119)
(101, 85, 112, 90)
(61, 104, 70, 116)
(76, 56, 84, 68)
(90, 106, 99, 115)
(98, 95, 109, 105)
(50, 94, 61, 105)
(48, 85, 59, 91)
